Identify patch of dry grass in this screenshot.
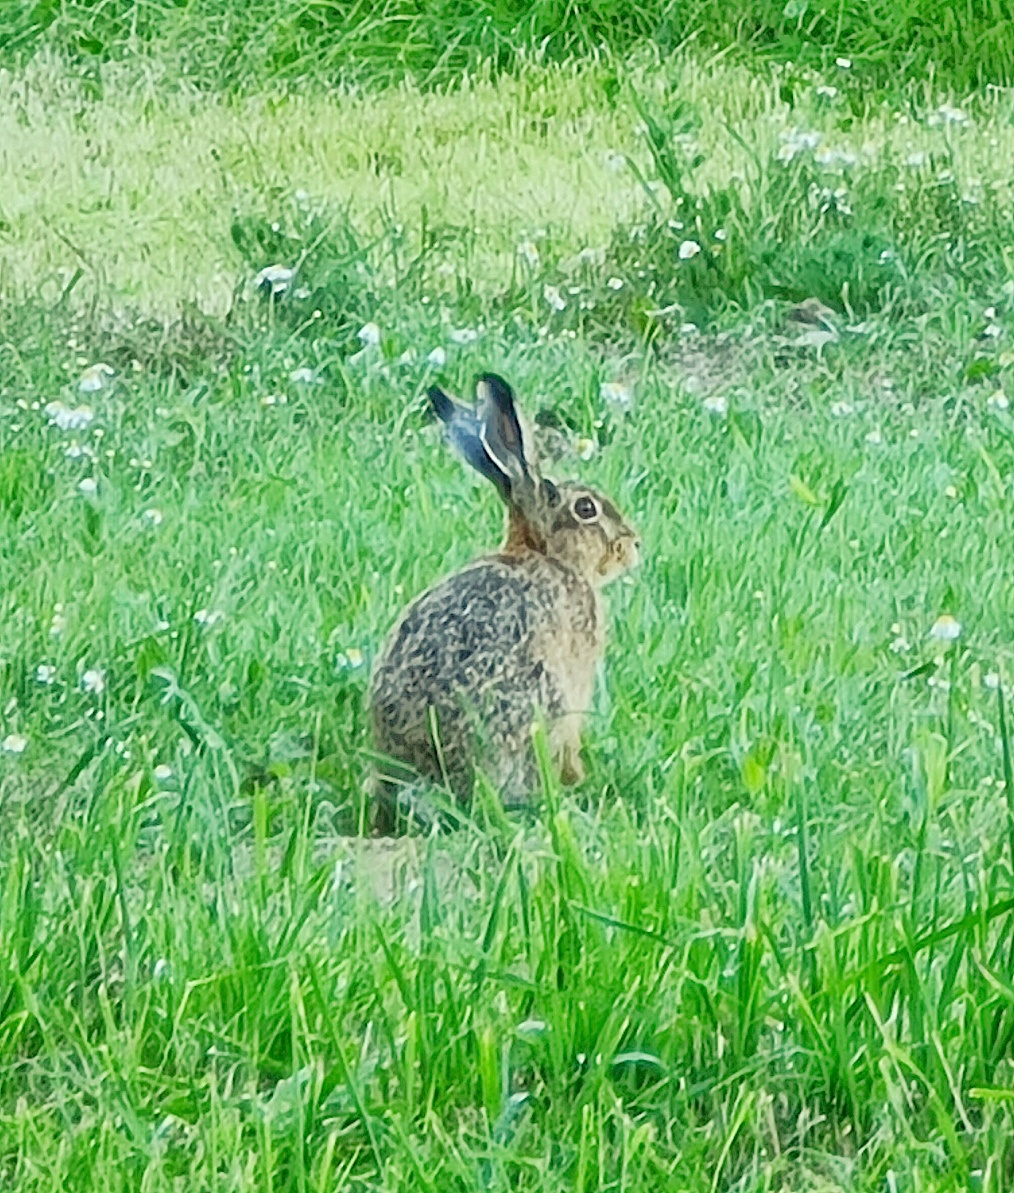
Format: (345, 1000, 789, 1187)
(4, 52, 1013, 319)
(0, 57, 638, 314)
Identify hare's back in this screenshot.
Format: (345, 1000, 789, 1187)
(374, 557, 563, 696)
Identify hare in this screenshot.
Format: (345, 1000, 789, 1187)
(369, 373, 639, 822)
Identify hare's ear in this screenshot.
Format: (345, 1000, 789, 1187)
(475, 374, 537, 485)
(428, 385, 511, 500)
(539, 477, 561, 508)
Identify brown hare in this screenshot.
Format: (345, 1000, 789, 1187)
(369, 373, 639, 824)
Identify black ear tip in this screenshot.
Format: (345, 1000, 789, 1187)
(476, 373, 516, 409)
(428, 386, 455, 423)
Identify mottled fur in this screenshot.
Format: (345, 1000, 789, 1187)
(369, 374, 638, 819)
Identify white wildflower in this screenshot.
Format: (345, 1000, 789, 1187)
(984, 307, 997, 320)
(357, 323, 381, 347)
(1, 733, 28, 755)
(816, 85, 838, 99)
(426, 347, 447, 367)
(261, 393, 287, 406)
(929, 614, 961, 642)
(575, 436, 596, 461)
(599, 381, 632, 408)
(988, 391, 1009, 411)
(830, 400, 855, 418)
(289, 366, 317, 384)
(49, 606, 66, 637)
(81, 668, 105, 695)
(890, 636, 910, 654)
(984, 672, 1000, 690)
(335, 647, 365, 671)
(516, 241, 540, 270)
(906, 152, 927, 168)
(944, 484, 959, 499)
(680, 323, 700, 336)
(866, 429, 883, 445)
(255, 264, 294, 295)
(45, 401, 94, 431)
(678, 240, 702, 260)
(937, 104, 967, 125)
(35, 664, 56, 684)
(983, 324, 1002, 339)
(543, 285, 566, 312)
(153, 764, 174, 783)
(815, 149, 858, 168)
(448, 328, 479, 344)
(78, 477, 98, 496)
(194, 609, 225, 628)
(78, 363, 114, 393)
(836, 57, 851, 69)
(606, 277, 625, 290)
(777, 129, 821, 162)
(703, 394, 729, 417)
(143, 508, 164, 526)
(714, 228, 727, 241)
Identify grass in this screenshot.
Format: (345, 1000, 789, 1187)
(4, 31, 1014, 1193)
(0, 55, 642, 315)
(2, 0, 1013, 92)
(6, 54, 1014, 322)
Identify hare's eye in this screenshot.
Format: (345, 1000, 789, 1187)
(574, 495, 598, 521)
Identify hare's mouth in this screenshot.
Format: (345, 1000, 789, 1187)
(617, 534, 641, 570)
(598, 534, 640, 580)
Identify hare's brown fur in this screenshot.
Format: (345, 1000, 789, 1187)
(369, 375, 638, 814)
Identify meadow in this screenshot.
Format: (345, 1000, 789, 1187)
(3, 12, 1014, 1191)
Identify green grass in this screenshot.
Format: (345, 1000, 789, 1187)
(7, 53, 1014, 322)
(5, 279, 1014, 1188)
(4, 31, 1014, 1193)
(2, 0, 1013, 93)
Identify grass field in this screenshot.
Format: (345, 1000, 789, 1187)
(3, 0, 1013, 91)
(3, 16, 1014, 1193)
